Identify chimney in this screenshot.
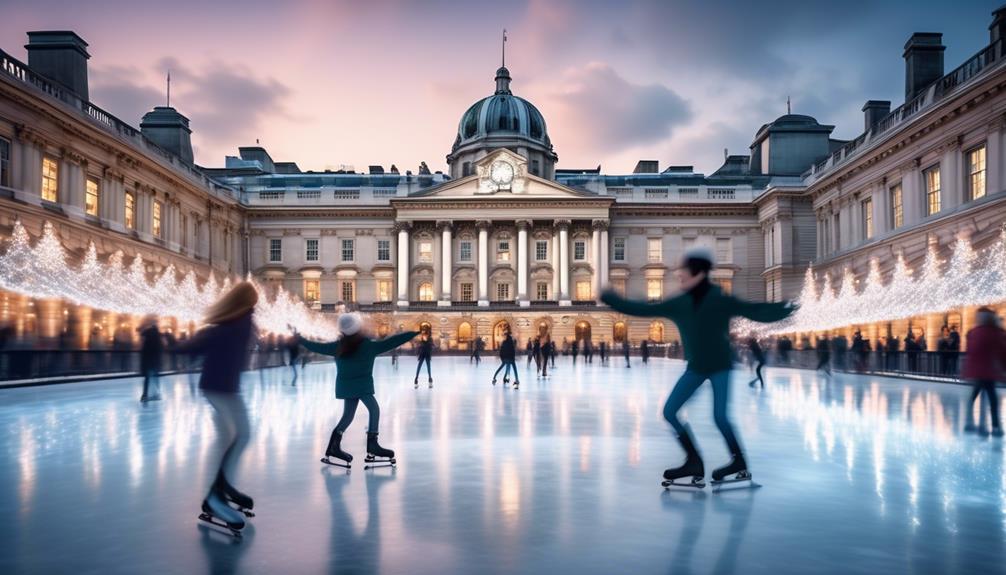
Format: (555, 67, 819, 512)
(140, 107, 194, 164)
(862, 100, 891, 131)
(632, 160, 659, 174)
(25, 31, 90, 100)
(903, 32, 945, 101)
(991, 5, 1006, 47)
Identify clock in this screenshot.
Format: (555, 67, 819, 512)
(489, 160, 514, 187)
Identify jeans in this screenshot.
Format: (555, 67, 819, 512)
(204, 391, 251, 490)
(335, 394, 381, 433)
(493, 360, 518, 381)
(664, 370, 742, 455)
(141, 369, 159, 398)
(414, 356, 432, 380)
(969, 380, 1001, 430)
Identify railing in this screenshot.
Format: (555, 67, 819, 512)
(756, 349, 965, 380)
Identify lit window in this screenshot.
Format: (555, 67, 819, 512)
(269, 238, 282, 262)
(152, 200, 162, 238)
(968, 145, 986, 201)
(341, 238, 354, 262)
(496, 283, 510, 301)
(647, 238, 662, 263)
(647, 279, 662, 301)
(713, 278, 732, 294)
(305, 238, 319, 262)
(536, 282, 549, 300)
(304, 279, 320, 303)
(612, 279, 627, 296)
(85, 178, 100, 216)
(341, 281, 355, 303)
(575, 281, 591, 300)
(716, 238, 732, 264)
(497, 237, 510, 262)
(613, 237, 626, 261)
(862, 198, 873, 240)
(649, 321, 664, 343)
(890, 184, 903, 229)
(377, 280, 392, 302)
(924, 165, 941, 216)
(535, 240, 548, 261)
(419, 282, 434, 301)
(460, 282, 474, 302)
(41, 157, 58, 202)
(419, 240, 433, 263)
(574, 240, 586, 261)
(125, 191, 136, 230)
(377, 239, 390, 261)
(0, 138, 9, 188)
(459, 240, 472, 262)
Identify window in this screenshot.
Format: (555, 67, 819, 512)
(377, 239, 391, 261)
(152, 200, 162, 238)
(574, 240, 586, 261)
(269, 238, 282, 262)
(647, 238, 662, 263)
(41, 156, 58, 202)
(341, 281, 355, 303)
(649, 321, 665, 343)
(304, 279, 320, 303)
(613, 237, 626, 262)
(419, 282, 434, 301)
(462, 162, 472, 177)
(531, 159, 540, 176)
(833, 213, 841, 249)
(305, 238, 319, 262)
(341, 238, 354, 262)
(0, 137, 9, 187)
(459, 240, 472, 262)
(575, 281, 591, 300)
(496, 283, 510, 300)
(967, 145, 986, 201)
(460, 282, 474, 302)
(924, 165, 941, 216)
(612, 279, 627, 296)
(419, 240, 433, 263)
(713, 278, 733, 294)
(861, 198, 873, 240)
(890, 184, 903, 229)
(85, 177, 100, 217)
(535, 240, 548, 261)
(376, 280, 392, 302)
(715, 238, 732, 264)
(536, 281, 549, 301)
(181, 214, 188, 249)
(497, 237, 510, 262)
(124, 191, 136, 230)
(647, 279, 663, 301)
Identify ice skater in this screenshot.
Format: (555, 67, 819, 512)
(599, 339, 608, 364)
(298, 313, 418, 469)
(175, 282, 259, 536)
(493, 327, 520, 388)
(413, 328, 433, 389)
(533, 336, 543, 376)
(138, 316, 163, 402)
(746, 335, 766, 388)
(641, 339, 650, 364)
(601, 246, 795, 488)
(963, 307, 1005, 436)
(526, 338, 534, 368)
(622, 338, 631, 368)
(815, 335, 832, 378)
(471, 336, 484, 365)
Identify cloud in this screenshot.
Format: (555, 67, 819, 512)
(545, 62, 691, 158)
(89, 66, 164, 127)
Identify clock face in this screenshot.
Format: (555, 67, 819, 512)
(490, 160, 514, 186)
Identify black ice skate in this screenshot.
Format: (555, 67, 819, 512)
(661, 431, 705, 489)
(364, 432, 396, 470)
(429, 377, 433, 389)
(198, 491, 245, 537)
(414, 378, 419, 389)
(710, 453, 752, 489)
(320, 429, 353, 470)
(213, 471, 255, 517)
(513, 380, 520, 390)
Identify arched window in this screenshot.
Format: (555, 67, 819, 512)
(458, 321, 473, 343)
(575, 320, 592, 342)
(613, 321, 626, 343)
(649, 321, 664, 343)
(418, 282, 434, 301)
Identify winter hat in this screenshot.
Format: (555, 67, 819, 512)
(338, 312, 363, 336)
(683, 245, 715, 265)
(205, 282, 258, 324)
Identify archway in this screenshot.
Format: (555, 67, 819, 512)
(613, 321, 626, 343)
(457, 321, 473, 349)
(649, 321, 664, 343)
(493, 320, 511, 350)
(575, 320, 591, 342)
(418, 321, 432, 335)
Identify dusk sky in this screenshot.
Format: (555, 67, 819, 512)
(2, 0, 1002, 174)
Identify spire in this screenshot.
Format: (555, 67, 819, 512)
(786, 95, 791, 114)
(502, 28, 507, 68)
(166, 70, 171, 107)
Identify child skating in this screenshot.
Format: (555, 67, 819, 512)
(414, 329, 434, 388)
(492, 327, 520, 388)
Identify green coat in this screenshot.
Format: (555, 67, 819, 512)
(601, 286, 793, 374)
(300, 331, 418, 399)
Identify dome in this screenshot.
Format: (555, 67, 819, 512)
(453, 67, 552, 152)
(769, 114, 820, 127)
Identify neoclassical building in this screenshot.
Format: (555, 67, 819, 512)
(2, 5, 1006, 352)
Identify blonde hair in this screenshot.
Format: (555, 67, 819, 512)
(205, 281, 258, 324)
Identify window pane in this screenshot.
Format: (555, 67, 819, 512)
(461, 283, 473, 301)
(419, 241, 433, 263)
(304, 279, 320, 303)
(925, 166, 941, 216)
(42, 157, 58, 202)
(535, 240, 548, 261)
(377, 239, 390, 261)
(342, 239, 354, 261)
(890, 184, 903, 229)
(536, 282, 548, 300)
(613, 238, 625, 261)
(459, 240, 472, 261)
(0, 138, 10, 188)
(85, 178, 100, 216)
(647, 239, 662, 263)
(575, 281, 591, 300)
(125, 192, 135, 230)
(341, 281, 355, 302)
(969, 146, 986, 200)
(862, 199, 873, 239)
(306, 239, 319, 261)
(152, 201, 162, 238)
(574, 240, 586, 261)
(269, 238, 282, 262)
(419, 282, 434, 301)
(647, 279, 662, 300)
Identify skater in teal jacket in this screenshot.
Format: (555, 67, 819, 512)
(601, 247, 795, 487)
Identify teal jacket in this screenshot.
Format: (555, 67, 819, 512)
(601, 286, 794, 374)
(300, 331, 418, 399)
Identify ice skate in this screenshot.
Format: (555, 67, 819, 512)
(993, 427, 1005, 438)
(213, 471, 255, 517)
(414, 378, 419, 389)
(710, 453, 752, 489)
(199, 491, 245, 537)
(661, 432, 705, 489)
(320, 429, 352, 470)
(428, 377, 433, 389)
(364, 432, 396, 470)
(492, 378, 497, 386)
(513, 380, 520, 390)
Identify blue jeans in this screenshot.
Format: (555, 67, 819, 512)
(415, 355, 432, 380)
(336, 394, 380, 433)
(664, 370, 742, 455)
(493, 360, 518, 381)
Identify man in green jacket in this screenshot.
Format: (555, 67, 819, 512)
(601, 247, 795, 487)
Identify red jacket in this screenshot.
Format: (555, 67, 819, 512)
(962, 325, 1006, 381)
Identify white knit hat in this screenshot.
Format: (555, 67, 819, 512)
(683, 245, 715, 265)
(338, 312, 363, 336)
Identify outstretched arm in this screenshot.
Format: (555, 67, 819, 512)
(600, 289, 678, 320)
(297, 336, 341, 357)
(373, 331, 420, 354)
(728, 297, 798, 323)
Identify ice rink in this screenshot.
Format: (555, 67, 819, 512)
(1, 356, 1004, 574)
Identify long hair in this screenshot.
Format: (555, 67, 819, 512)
(205, 282, 258, 324)
(336, 332, 364, 358)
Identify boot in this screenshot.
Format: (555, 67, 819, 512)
(201, 488, 246, 530)
(712, 452, 749, 482)
(325, 429, 353, 463)
(663, 430, 704, 483)
(366, 432, 395, 459)
(214, 471, 254, 512)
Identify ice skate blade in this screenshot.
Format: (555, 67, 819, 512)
(661, 477, 706, 489)
(198, 513, 244, 538)
(710, 472, 757, 491)
(320, 457, 351, 470)
(364, 455, 397, 470)
(227, 504, 255, 518)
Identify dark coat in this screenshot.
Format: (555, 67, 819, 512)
(139, 325, 163, 373)
(499, 335, 516, 361)
(300, 331, 418, 399)
(417, 337, 433, 359)
(175, 312, 256, 393)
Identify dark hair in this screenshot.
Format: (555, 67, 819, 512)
(683, 257, 713, 276)
(336, 332, 364, 358)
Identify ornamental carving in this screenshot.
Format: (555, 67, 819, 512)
(662, 227, 680, 234)
(392, 221, 412, 233)
(355, 229, 374, 236)
(515, 219, 533, 230)
(436, 220, 454, 231)
(552, 219, 571, 230)
(591, 219, 610, 231)
(476, 220, 493, 232)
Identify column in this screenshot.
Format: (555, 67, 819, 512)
(987, 119, 1003, 196)
(941, 138, 962, 210)
(551, 232, 560, 301)
(517, 220, 530, 306)
(395, 222, 410, 306)
(477, 220, 490, 306)
(439, 221, 452, 306)
(556, 219, 571, 305)
(591, 220, 602, 300)
(599, 221, 609, 292)
(925, 313, 941, 352)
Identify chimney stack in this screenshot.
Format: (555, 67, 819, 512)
(990, 5, 1006, 47)
(903, 32, 945, 101)
(25, 31, 90, 100)
(862, 100, 891, 131)
(140, 107, 194, 164)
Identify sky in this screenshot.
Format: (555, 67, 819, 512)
(1, 0, 1002, 175)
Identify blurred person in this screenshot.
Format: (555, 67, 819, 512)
(413, 328, 434, 389)
(492, 327, 519, 388)
(963, 308, 1006, 436)
(747, 335, 766, 389)
(138, 316, 163, 402)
